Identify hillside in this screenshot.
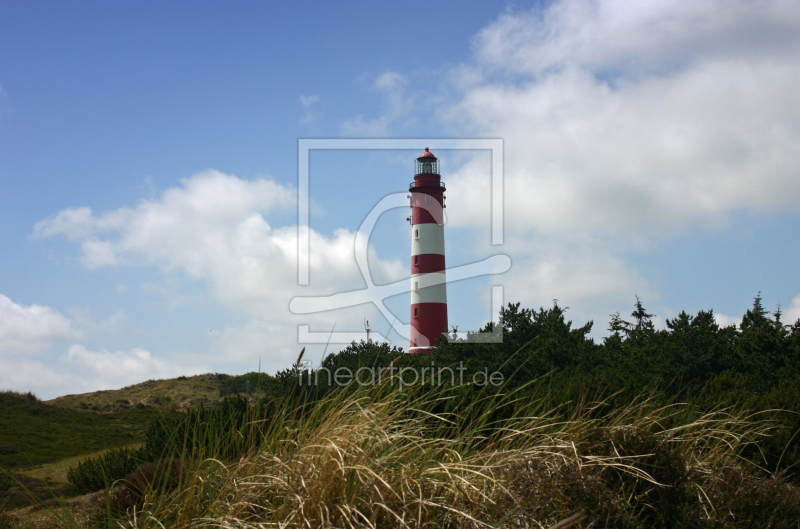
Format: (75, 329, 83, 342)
(2, 372, 269, 472)
(0, 375, 243, 515)
(0, 391, 160, 470)
(47, 373, 235, 412)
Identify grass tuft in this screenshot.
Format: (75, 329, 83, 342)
(79, 380, 799, 529)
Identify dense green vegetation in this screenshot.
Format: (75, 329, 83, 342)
(65, 446, 147, 493)
(284, 295, 800, 478)
(65, 295, 800, 496)
(219, 295, 792, 478)
(443, 295, 800, 478)
(62, 347, 800, 528)
(6, 293, 800, 527)
(0, 391, 163, 470)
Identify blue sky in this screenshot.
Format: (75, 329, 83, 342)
(1, 1, 799, 399)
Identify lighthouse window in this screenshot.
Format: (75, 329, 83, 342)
(414, 256, 419, 265)
(414, 281, 419, 291)
(415, 229, 419, 239)
(415, 307, 419, 317)
(414, 338, 418, 347)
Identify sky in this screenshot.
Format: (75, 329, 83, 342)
(1, 0, 799, 399)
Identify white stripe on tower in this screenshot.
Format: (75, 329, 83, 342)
(411, 224, 445, 256)
(410, 273, 447, 304)
(409, 147, 448, 353)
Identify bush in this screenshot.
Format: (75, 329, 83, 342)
(142, 395, 276, 462)
(0, 390, 38, 402)
(67, 446, 146, 493)
(110, 459, 191, 513)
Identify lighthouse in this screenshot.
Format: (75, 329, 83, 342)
(409, 147, 448, 353)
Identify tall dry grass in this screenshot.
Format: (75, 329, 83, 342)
(87, 377, 800, 529)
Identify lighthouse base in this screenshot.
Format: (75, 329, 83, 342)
(408, 346, 436, 354)
(409, 302, 448, 353)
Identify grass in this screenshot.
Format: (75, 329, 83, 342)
(24, 378, 797, 529)
(4, 375, 800, 528)
(0, 391, 163, 471)
(21, 445, 144, 486)
(47, 373, 233, 412)
(0, 489, 104, 529)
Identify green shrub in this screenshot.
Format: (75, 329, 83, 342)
(66, 445, 146, 493)
(141, 395, 279, 462)
(0, 390, 39, 402)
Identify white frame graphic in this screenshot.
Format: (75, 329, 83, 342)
(294, 139, 505, 344)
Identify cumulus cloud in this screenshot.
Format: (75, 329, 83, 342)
(504, 237, 653, 309)
(0, 294, 79, 355)
(0, 293, 176, 397)
(0, 357, 70, 397)
(714, 312, 742, 328)
(2, 342, 208, 399)
(785, 294, 800, 325)
(33, 170, 406, 373)
(447, 0, 800, 237)
(64, 345, 203, 390)
(432, 0, 800, 327)
(473, 1, 800, 76)
(0, 294, 76, 397)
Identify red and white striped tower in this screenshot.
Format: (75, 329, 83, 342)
(409, 147, 447, 353)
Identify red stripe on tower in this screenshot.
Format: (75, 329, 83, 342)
(409, 147, 447, 353)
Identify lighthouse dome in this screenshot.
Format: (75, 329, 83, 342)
(417, 147, 437, 159)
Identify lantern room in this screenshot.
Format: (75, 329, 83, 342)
(415, 147, 439, 175)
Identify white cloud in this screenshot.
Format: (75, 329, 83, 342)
(0, 294, 75, 397)
(64, 345, 203, 390)
(447, 1, 800, 238)
(33, 170, 406, 373)
(0, 357, 70, 396)
(0, 294, 173, 397)
(34, 170, 295, 250)
(429, 0, 800, 328)
(473, 1, 800, 77)
(785, 294, 800, 325)
(0, 294, 79, 355)
(714, 312, 742, 328)
(80, 239, 119, 268)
